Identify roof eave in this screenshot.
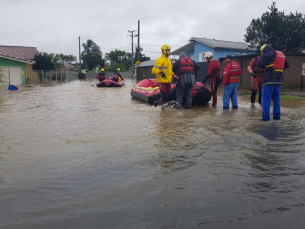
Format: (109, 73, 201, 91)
(0, 53, 35, 64)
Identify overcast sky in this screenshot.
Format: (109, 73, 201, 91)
(0, 0, 304, 61)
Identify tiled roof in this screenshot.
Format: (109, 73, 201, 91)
(0, 46, 39, 60)
(189, 37, 255, 50)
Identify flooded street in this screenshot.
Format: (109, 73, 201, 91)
(1, 79, 305, 229)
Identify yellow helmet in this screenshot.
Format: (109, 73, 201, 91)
(161, 44, 171, 51)
(260, 45, 266, 52)
(117, 68, 120, 71)
(101, 68, 104, 71)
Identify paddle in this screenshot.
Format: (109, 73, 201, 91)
(144, 77, 158, 87)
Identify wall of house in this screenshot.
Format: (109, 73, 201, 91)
(191, 42, 257, 62)
(26, 64, 38, 84)
(137, 67, 154, 80)
(0, 57, 28, 85)
(188, 50, 194, 60)
(194, 43, 214, 62)
(219, 53, 305, 89)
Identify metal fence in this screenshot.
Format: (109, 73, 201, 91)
(26, 70, 79, 86)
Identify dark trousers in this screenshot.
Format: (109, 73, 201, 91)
(176, 84, 193, 108)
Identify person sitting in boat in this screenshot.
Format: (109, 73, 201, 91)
(113, 68, 125, 82)
(96, 68, 107, 82)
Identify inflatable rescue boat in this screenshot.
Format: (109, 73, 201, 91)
(96, 77, 124, 87)
(131, 78, 212, 105)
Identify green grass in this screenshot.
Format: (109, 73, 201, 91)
(280, 95, 300, 99)
(244, 94, 299, 99)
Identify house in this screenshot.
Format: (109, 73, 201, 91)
(0, 46, 39, 85)
(171, 37, 257, 62)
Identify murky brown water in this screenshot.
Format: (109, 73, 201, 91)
(1, 79, 305, 229)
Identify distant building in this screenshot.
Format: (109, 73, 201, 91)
(171, 37, 257, 62)
(0, 46, 39, 85)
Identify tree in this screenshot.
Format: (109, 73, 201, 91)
(105, 49, 132, 70)
(81, 39, 104, 72)
(244, 2, 305, 52)
(135, 47, 151, 62)
(32, 53, 54, 70)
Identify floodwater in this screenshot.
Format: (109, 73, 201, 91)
(1, 79, 305, 229)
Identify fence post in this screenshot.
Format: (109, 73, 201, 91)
(32, 70, 36, 85)
(56, 72, 57, 83)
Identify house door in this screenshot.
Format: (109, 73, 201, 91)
(0, 67, 22, 85)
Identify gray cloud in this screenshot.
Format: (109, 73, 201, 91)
(0, 0, 304, 60)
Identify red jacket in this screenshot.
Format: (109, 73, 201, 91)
(249, 56, 264, 73)
(206, 60, 221, 78)
(222, 61, 242, 85)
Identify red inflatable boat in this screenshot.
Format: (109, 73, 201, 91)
(131, 78, 212, 105)
(96, 77, 124, 87)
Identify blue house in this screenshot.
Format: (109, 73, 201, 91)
(171, 37, 257, 62)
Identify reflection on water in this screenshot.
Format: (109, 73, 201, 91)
(1, 79, 305, 229)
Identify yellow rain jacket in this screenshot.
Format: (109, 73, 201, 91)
(151, 53, 174, 83)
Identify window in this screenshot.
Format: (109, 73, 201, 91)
(199, 52, 206, 62)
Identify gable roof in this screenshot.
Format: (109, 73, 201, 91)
(172, 37, 255, 55)
(190, 37, 254, 50)
(0, 46, 39, 60)
(138, 60, 156, 68)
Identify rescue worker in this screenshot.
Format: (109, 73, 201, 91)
(221, 55, 242, 109)
(257, 45, 290, 121)
(247, 55, 264, 108)
(172, 52, 200, 108)
(202, 52, 221, 106)
(113, 68, 124, 82)
(96, 68, 107, 82)
(151, 44, 178, 106)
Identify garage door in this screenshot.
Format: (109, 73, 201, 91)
(0, 67, 22, 86)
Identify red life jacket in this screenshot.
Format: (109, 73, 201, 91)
(265, 50, 285, 72)
(175, 57, 195, 76)
(252, 57, 264, 73)
(210, 60, 221, 77)
(273, 51, 285, 71)
(226, 61, 241, 84)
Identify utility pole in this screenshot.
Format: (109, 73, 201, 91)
(78, 36, 81, 73)
(137, 20, 140, 62)
(127, 30, 137, 78)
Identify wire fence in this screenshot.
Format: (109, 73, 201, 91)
(26, 70, 79, 86)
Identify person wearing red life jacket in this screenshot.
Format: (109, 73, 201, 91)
(96, 68, 107, 82)
(112, 68, 124, 82)
(257, 45, 290, 121)
(247, 56, 264, 108)
(202, 52, 221, 106)
(172, 52, 200, 108)
(221, 55, 242, 109)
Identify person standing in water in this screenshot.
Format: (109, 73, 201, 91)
(172, 52, 200, 108)
(151, 44, 178, 106)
